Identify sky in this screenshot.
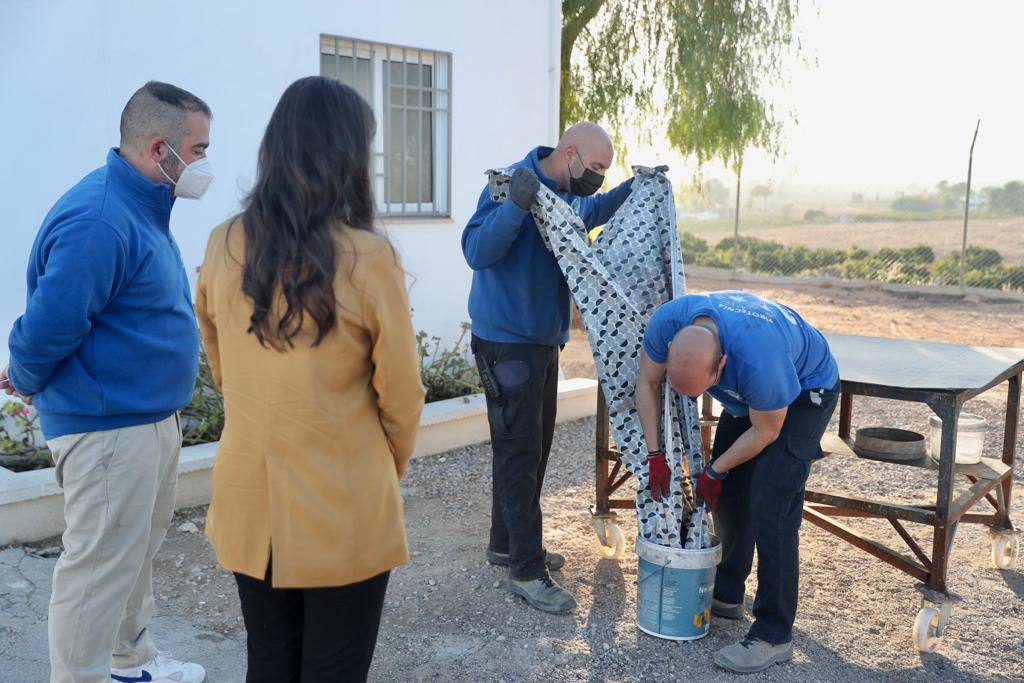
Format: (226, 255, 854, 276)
(626, 0, 1024, 194)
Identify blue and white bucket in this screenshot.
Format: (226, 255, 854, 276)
(635, 535, 722, 641)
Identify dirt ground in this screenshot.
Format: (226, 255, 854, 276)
(685, 216, 1024, 262)
(15, 276, 1024, 681)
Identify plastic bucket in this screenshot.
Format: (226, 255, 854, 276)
(635, 535, 722, 641)
(928, 413, 987, 465)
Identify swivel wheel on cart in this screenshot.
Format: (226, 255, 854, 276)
(912, 602, 952, 653)
(591, 515, 626, 560)
(989, 530, 1019, 570)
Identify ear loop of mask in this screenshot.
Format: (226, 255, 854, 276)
(568, 149, 585, 180)
(157, 143, 188, 185)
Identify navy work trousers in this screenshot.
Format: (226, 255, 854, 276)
(710, 381, 839, 644)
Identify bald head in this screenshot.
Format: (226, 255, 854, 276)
(539, 120, 614, 193)
(666, 326, 725, 398)
(558, 121, 613, 163)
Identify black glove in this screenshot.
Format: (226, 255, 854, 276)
(509, 167, 540, 210)
(653, 164, 669, 174)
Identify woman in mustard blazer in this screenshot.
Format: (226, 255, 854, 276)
(195, 77, 425, 682)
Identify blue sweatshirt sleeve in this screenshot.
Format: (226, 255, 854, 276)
(7, 220, 128, 395)
(577, 177, 634, 230)
(461, 185, 529, 270)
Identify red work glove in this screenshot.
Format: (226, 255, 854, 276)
(696, 464, 726, 508)
(647, 450, 671, 502)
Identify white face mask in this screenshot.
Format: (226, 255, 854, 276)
(158, 143, 214, 199)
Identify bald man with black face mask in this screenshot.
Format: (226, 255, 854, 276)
(461, 122, 666, 614)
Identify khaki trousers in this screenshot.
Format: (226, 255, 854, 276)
(46, 414, 181, 683)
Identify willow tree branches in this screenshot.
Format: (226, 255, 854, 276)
(561, 0, 802, 170)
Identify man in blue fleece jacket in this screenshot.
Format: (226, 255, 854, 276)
(463, 122, 657, 613)
(1, 82, 211, 683)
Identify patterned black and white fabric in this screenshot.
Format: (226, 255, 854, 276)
(486, 167, 710, 549)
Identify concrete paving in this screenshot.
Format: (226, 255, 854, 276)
(0, 547, 246, 682)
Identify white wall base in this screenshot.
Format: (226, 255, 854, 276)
(0, 379, 599, 546)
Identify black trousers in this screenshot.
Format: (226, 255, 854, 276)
(234, 563, 391, 683)
(710, 381, 839, 644)
(472, 335, 560, 581)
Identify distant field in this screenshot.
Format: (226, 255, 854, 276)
(682, 216, 1024, 262)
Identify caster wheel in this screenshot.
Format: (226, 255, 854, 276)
(912, 606, 942, 653)
(912, 602, 951, 653)
(990, 532, 1019, 570)
(591, 517, 626, 560)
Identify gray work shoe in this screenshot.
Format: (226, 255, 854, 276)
(508, 574, 577, 614)
(711, 598, 744, 620)
(486, 548, 566, 571)
(714, 637, 793, 673)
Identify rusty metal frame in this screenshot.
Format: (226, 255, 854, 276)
(804, 365, 1021, 596)
(594, 388, 634, 512)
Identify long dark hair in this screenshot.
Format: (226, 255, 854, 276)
(237, 76, 376, 350)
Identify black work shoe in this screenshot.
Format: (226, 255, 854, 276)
(711, 597, 744, 620)
(486, 548, 566, 571)
(507, 574, 577, 613)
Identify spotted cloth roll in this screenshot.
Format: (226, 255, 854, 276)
(486, 167, 710, 549)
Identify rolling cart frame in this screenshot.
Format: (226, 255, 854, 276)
(590, 334, 1022, 651)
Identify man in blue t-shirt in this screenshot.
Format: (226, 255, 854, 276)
(462, 122, 665, 615)
(636, 290, 839, 674)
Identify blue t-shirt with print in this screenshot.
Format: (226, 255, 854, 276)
(642, 291, 839, 417)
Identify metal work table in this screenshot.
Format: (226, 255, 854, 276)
(805, 333, 1022, 651)
(591, 333, 1022, 651)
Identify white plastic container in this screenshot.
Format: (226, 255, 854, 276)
(928, 413, 987, 465)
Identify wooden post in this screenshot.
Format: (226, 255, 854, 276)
(732, 163, 742, 274)
(959, 119, 981, 289)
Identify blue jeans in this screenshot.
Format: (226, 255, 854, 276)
(711, 381, 839, 644)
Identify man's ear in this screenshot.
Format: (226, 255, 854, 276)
(147, 138, 167, 163)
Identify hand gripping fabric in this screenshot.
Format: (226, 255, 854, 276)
(485, 167, 710, 549)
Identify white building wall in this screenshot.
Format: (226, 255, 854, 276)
(0, 0, 561, 363)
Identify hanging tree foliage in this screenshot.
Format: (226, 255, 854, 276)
(561, 0, 802, 171)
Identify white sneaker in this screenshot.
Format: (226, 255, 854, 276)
(111, 652, 206, 683)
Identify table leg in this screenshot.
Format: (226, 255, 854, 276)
(838, 392, 853, 439)
(999, 373, 1020, 528)
(595, 386, 610, 515)
(928, 396, 960, 593)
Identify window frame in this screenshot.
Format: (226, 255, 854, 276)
(320, 34, 452, 218)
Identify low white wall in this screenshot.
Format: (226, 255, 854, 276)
(0, 379, 599, 546)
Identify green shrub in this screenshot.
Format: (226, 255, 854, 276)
(679, 232, 710, 264)
(417, 322, 482, 403)
(680, 232, 1022, 292)
(181, 345, 225, 447)
(935, 246, 1004, 286)
(1003, 265, 1024, 290)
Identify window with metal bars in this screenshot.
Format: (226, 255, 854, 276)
(320, 34, 451, 217)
